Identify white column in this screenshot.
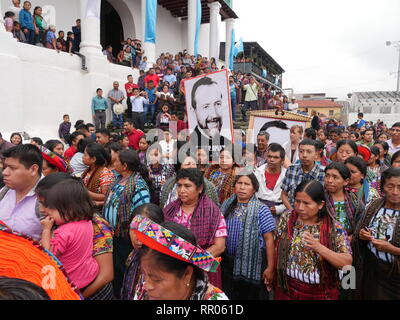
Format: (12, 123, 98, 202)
(187, 0, 196, 55)
(208, 1, 221, 61)
(79, 0, 103, 56)
(141, 0, 156, 69)
(225, 18, 235, 67)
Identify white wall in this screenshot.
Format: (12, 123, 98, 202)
(0, 33, 138, 143)
(348, 113, 400, 128)
(155, 5, 183, 57)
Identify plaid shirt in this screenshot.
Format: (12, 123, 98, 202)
(281, 162, 325, 207)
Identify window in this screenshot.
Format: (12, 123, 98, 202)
(329, 110, 334, 116)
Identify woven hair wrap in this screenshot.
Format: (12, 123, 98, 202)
(131, 215, 220, 273)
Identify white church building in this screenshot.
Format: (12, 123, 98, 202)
(0, 0, 238, 141)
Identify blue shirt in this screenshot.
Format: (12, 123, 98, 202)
(226, 203, 275, 256)
(19, 9, 34, 30)
(91, 96, 108, 113)
(163, 74, 177, 86)
(229, 83, 237, 99)
(46, 30, 56, 43)
(357, 119, 366, 128)
(145, 88, 156, 104)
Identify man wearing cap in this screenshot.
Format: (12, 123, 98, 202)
(108, 81, 125, 129)
(288, 97, 299, 112)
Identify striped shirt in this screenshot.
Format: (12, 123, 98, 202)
(226, 203, 275, 256)
(367, 207, 400, 263)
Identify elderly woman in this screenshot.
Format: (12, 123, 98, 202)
(163, 168, 226, 288)
(121, 203, 164, 300)
(275, 180, 353, 300)
(205, 149, 240, 205)
(103, 149, 153, 298)
(220, 172, 276, 300)
(35, 173, 114, 300)
(132, 217, 228, 300)
(160, 155, 219, 208)
(354, 167, 400, 299)
(45, 25, 58, 51)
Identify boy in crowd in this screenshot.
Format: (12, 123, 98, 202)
(58, 114, 71, 143)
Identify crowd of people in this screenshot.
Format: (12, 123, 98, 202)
(3, 1, 81, 54)
(1, 99, 400, 300)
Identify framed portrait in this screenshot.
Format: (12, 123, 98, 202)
(248, 110, 312, 147)
(184, 69, 234, 162)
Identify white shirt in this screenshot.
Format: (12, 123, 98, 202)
(159, 139, 176, 165)
(254, 164, 287, 215)
(387, 139, 400, 155)
(130, 96, 149, 113)
(288, 103, 299, 112)
(9, 6, 21, 22)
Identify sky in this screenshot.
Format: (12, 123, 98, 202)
(231, 0, 400, 100)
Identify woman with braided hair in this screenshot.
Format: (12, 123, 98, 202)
(103, 149, 153, 298)
(274, 180, 352, 300)
(353, 167, 400, 300)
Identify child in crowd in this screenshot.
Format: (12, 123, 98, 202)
(40, 179, 99, 290)
(156, 103, 171, 130)
(58, 114, 71, 143)
(137, 136, 149, 165)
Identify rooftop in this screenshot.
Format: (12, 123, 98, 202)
(297, 100, 342, 108)
(158, 0, 238, 24)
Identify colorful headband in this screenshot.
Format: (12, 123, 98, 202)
(131, 215, 220, 273)
(39, 146, 69, 173)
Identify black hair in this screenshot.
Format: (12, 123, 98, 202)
(358, 112, 364, 118)
(381, 167, 400, 192)
(96, 88, 102, 93)
(191, 77, 219, 110)
(336, 140, 358, 155)
(314, 140, 325, 158)
(294, 180, 328, 218)
(329, 128, 340, 135)
(74, 120, 85, 129)
(76, 124, 89, 132)
(138, 222, 203, 281)
(76, 138, 92, 154)
(362, 127, 375, 135)
(175, 168, 204, 190)
(345, 156, 367, 177)
(67, 131, 84, 146)
(118, 149, 156, 200)
(377, 132, 389, 140)
(351, 132, 359, 139)
(3, 144, 42, 176)
(4, 11, 15, 18)
(86, 123, 95, 128)
(299, 138, 317, 151)
(304, 128, 317, 140)
(105, 141, 122, 154)
(223, 173, 259, 218)
(392, 122, 400, 129)
(325, 162, 351, 180)
(369, 146, 381, 165)
(267, 143, 286, 159)
(96, 129, 111, 137)
(132, 203, 164, 225)
(10, 132, 23, 145)
(44, 179, 94, 222)
(58, 30, 64, 36)
(85, 143, 111, 166)
(67, 31, 73, 37)
(258, 121, 289, 136)
(0, 277, 50, 300)
(35, 172, 74, 199)
(44, 140, 63, 153)
(374, 140, 389, 153)
(31, 137, 43, 146)
(391, 150, 400, 166)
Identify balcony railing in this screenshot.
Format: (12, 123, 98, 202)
(233, 61, 282, 88)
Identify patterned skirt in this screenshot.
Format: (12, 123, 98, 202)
(86, 282, 114, 300)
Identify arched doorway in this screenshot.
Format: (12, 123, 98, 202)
(100, 0, 124, 57)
